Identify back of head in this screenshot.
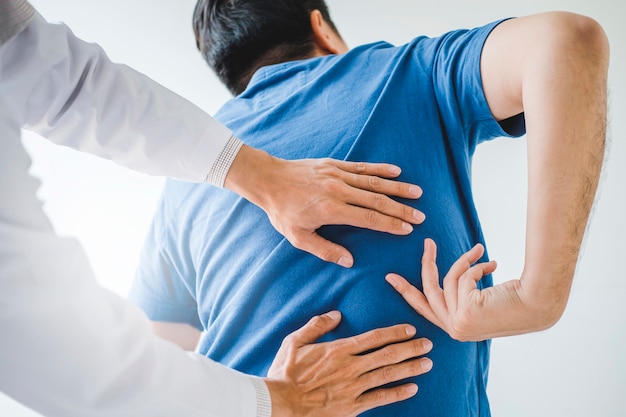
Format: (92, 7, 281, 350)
(193, 0, 337, 95)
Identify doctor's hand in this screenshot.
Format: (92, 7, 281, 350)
(386, 238, 557, 342)
(264, 311, 433, 417)
(225, 145, 424, 268)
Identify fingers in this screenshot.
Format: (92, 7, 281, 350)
(446, 243, 485, 282)
(267, 158, 425, 267)
(354, 336, 433, 414)
(283, 197, 420, 267)
(355, 353, 433, 414)
(441, 246, 459, 315)
(324, 160, 426, 228)
(339, 324, 417, 355)
(442, 243, 489, 303)
(384, 273, 428, 313)
(458, 261, 498, 295)
(284, 311, 343, 347)
(288, 230, 354, 268)
(342, 170, 423, 200)
(326, 203, 419, 237)
(355, 384, 419, 415)
(329, 160, 405, 179)
(365, 356, 433, 384)
(420, 239, 449, 315)
(359, 337, 433, 374)
(340, 185, 425, 227)
(385, 273, 444, 329)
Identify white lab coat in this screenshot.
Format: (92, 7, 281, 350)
(0, 10, 269, 417)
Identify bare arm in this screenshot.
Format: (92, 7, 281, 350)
(483, 12, 609, 327)
(387, 12, 609, 340)
(151, 313, 434, 416)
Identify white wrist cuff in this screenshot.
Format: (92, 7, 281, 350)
(250, 377, 272, 417)
(205, 135, 244, 187)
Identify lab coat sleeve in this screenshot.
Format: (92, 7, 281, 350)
(0, 96, 269, 416)
(0, 10, 235, 183)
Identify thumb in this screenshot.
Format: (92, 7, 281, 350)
(291, 231, 354, 268)
(287, 311, 343, 346)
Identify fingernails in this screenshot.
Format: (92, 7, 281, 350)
(388, 165, 401, 176)
(422, 339, 433, 351)
(413, 210, 425, 223)
(402, 222, 413, 233)
(338, 256, 353, 268)
(385, 274, 399, 287)
(421, 358, 433, 371)
(326, 311, 341, 320)
(408, 185, 422, 197)
(405, 325, 416, 337)
(406, 384, 418, 395)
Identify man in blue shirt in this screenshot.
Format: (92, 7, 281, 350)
(129, 1, 608, 415)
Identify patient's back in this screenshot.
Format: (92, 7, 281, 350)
(130, 22, 523, 417)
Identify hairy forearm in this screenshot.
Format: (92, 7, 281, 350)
(387, 13, 611, 341)
(516, 13, 609, 325)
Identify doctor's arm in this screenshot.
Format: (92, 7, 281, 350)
(0, 205, 429, 417)
(150, 315, 434, 417)
(0, 9, 424, 269)
(386, 12, 609, 341)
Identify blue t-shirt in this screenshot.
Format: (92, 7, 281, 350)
(130, 20, 524, 417)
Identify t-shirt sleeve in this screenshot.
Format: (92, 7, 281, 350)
(419, 19, 526, 153)
(128, 191, 203, 330)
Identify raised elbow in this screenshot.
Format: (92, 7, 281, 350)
(548, 12, 610, 69)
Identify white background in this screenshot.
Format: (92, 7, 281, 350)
(2, 0, 625, 415)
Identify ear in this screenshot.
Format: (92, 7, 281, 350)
(309, 10, 348, 55)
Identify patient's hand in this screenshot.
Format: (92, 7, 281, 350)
(386, 238, 555, 341)
(225, 145, 424, 268)
(265, 311, 433, 417)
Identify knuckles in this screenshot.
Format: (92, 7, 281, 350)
(323, 177, 346, 195)
(370, 193, 389, 210)
(380, 363, 398, 380)
(323, 342, 345, 358)
(315, 198, 337, 220)
(364, 329, 385, 347)
(367, 175, 384, 192)
(352, 161, 369, 174)
(363, 209, 381, 228)
(379, 346, 399, 364)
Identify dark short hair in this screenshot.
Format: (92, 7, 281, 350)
(193, 0, 338, 95)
